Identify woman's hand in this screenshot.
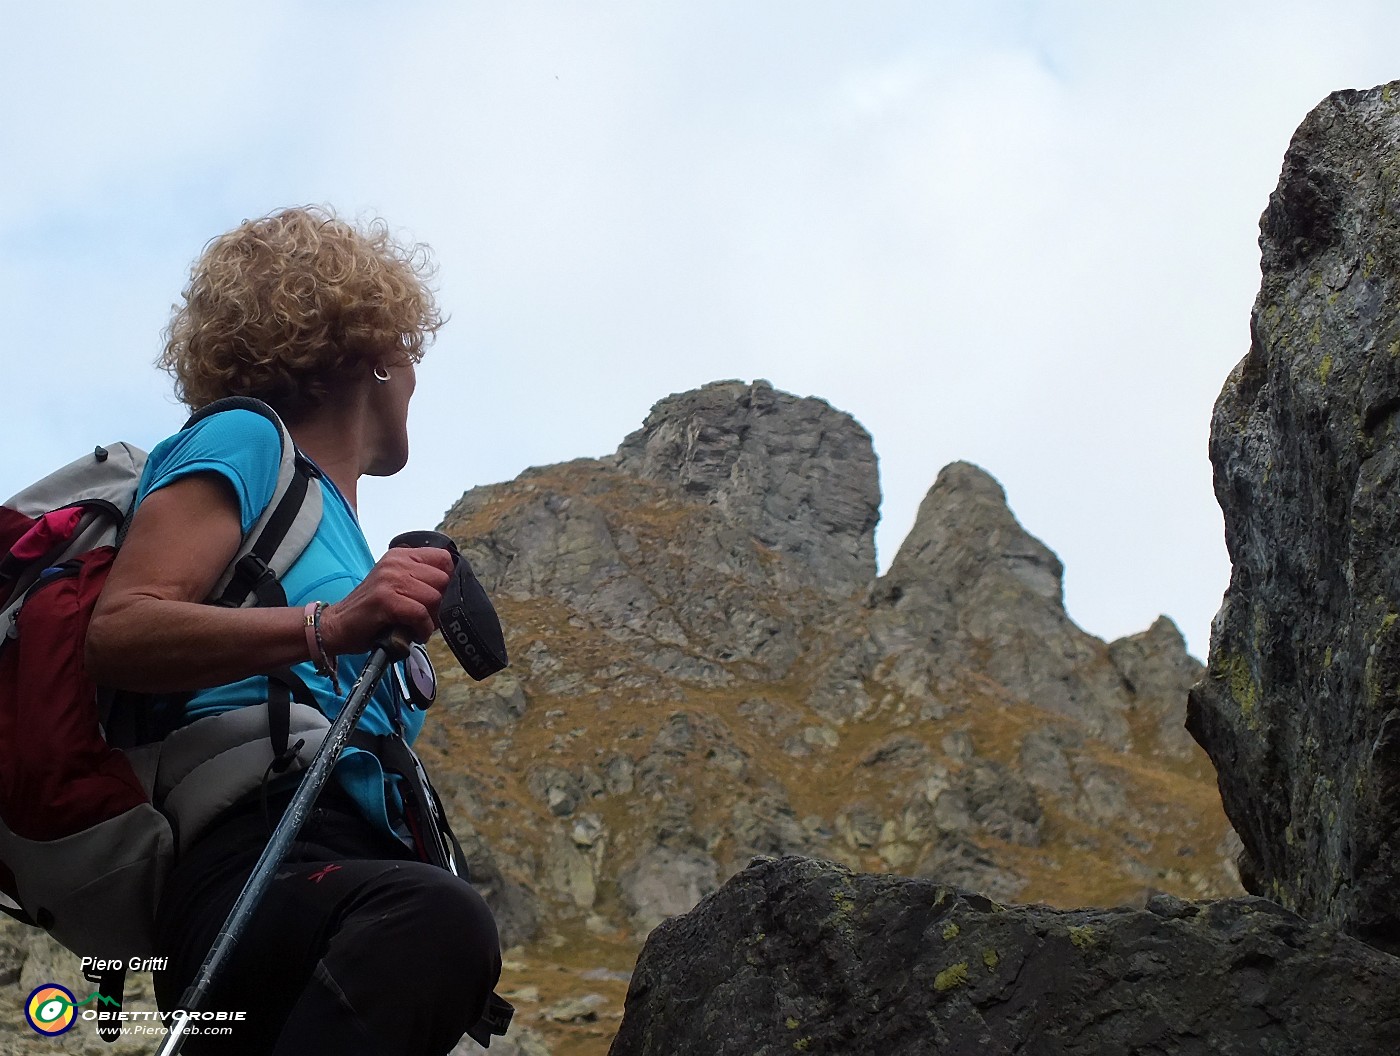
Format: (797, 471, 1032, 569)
(317, 546, 455, 654)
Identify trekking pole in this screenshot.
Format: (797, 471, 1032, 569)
(155, 631, 408, 1056)
(156, 532, 506, 1056)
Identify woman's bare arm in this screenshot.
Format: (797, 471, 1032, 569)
(86, 472, 455, 693)
(85, 473, 311, 692)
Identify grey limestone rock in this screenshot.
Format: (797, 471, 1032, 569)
(1017, 725, 1080, 800)
(453, 1023, 553, 1056)
(527, 765, 587, 817)
(914, 835, 1027, 902)
(859, 734, 933, 770)
(727, 793, 818, 870)
(619, 846, 721, 935)
(1188, 79, 1400, 951)
(959, 760, 1043, 848)
(1109, 616, 1203, 760)
(608, 856, 1400, 1056)
(834, 805, 885, 850)
(805, 631, 880, 723)
(1071, 761, 1135, 827)
(870, 462, 1134, 745)
(433, 376, 1241, 972)
(614, 379, 881, 594)
(439, 670, 528, 730)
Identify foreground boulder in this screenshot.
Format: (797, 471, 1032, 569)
(1187, 79, 1400, 951)
(609, 856, 1400, 1056)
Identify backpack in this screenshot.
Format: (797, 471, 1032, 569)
(0, 396, 322, 961)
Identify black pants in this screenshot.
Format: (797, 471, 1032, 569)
(153, 789, 501, 1055)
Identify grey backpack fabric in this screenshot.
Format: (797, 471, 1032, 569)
(0, 397, 322, 959)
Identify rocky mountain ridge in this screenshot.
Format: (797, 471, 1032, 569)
(606, 79, 1400, 1056)
(420, 378, 1237, 1054)
(9, 82, 1399, 1056)
(0, 381, 1235, 1056)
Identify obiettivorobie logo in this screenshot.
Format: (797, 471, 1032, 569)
(23, 982, 249, 1040)
(24, 984, 121, 1036)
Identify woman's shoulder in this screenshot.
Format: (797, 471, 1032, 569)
(140, 407, 286, 531)
(149, 408, 282, 467)
(180, 406, 282, 449)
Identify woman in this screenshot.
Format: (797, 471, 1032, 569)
(85, 206, 502, 1054)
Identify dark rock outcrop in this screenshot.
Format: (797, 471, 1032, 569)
(608, 856, 1400, 1056)
(1188, 79, 1400, 952)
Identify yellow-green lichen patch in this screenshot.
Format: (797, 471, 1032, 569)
(1068, 925, 1096, 950)
(786, 1017, 800, 1030)
(1365, 650, 1386, 709)
(1268, 878, 1297, 911)
(1319, 353, 1334, 384)
(794, 1038, 810, 1052)
(942, 923, 960, 941)
(1217, 654, 1260, 724)
(983, 948, 1000, 970)
(934, 963, 970, 991)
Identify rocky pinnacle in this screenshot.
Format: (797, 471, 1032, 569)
(1188, 79, 1400, 952)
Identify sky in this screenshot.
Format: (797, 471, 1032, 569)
(2, 1, 1397, 661)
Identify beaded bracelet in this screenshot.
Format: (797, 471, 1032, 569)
(302, 600, 342, 695)
(302, 601, 321, 663)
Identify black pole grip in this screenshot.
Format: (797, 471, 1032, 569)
(376, 532, 459, 660)
(387, 530, 507, 681)
(389, 530, 459, 557)
(376, 628, 414, 661)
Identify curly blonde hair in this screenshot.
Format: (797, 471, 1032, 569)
(159, 206, 443, 414)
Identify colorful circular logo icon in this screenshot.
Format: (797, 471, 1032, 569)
(25, 984, 76, 1036)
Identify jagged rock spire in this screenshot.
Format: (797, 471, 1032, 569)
(870, 461, 1133, 744)
(614, 379, 881, 594)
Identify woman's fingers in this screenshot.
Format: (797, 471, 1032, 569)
(318, 546, 457, 654)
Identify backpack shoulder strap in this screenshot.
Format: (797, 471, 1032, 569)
(0, 442, 147, 627)
(185, 398, 324, 609)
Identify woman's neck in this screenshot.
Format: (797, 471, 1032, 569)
(282, 396, 371, 510)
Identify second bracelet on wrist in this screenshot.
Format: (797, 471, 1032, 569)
(302, 600, 341, 695)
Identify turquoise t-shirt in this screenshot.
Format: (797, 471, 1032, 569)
(135, 409, 426, 837)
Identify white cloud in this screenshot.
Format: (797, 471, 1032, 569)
(5, 1, 1400, 660)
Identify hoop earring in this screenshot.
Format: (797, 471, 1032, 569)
(373, 365, 391, 384)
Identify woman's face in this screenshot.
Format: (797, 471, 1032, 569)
(365, 357, 417, 476)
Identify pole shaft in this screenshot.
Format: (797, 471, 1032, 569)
(155, 649, 392, 1056)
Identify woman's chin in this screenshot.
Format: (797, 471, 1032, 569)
(365, 450, 410, 477)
